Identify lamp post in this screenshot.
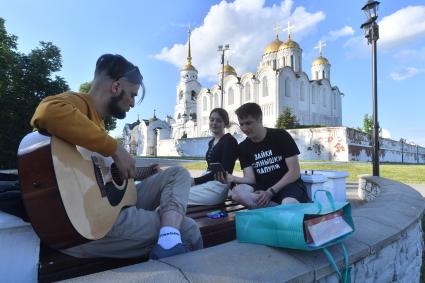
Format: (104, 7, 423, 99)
(361, 0, 380, 176)
(217, 44, 230, 107)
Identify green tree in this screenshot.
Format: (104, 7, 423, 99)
(115, 135, 125, 145)
(276, 107, 299, 129)
(0, 18, 69, 169)
(362, 114, 373, 134)
(78, 81, 116, 132)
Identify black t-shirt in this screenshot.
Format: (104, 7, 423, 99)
(239, 128, 300, 190)
(194, 133, 239, 185)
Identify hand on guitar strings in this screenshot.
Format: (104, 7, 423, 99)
(149, 163, 162, 174)
(111, 144, 136, 179)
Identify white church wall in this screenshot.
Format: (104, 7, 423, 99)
(286, 127, 425, 163)
(158, 137, 211, 157)
(157, 139, 179, 156)
(346, 128, 425, 163)
(129, 123, 147, 156)
(288, 127, 349, 161)
(277, 68, 299, 124)
(154, 126, 425, 163)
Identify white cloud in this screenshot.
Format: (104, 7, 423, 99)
(323, 26, 354, 42)
(154, 0, 325, 82)
(379, 6, 425, 50)
(343, 6, 425, 57)
(393, 46, 425, 62)
(390, 67, 425, 80)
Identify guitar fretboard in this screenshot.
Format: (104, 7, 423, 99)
(135, 166, 156, 180)
(110, 164, 156, 184)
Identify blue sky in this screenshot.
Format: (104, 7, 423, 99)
(2, 0, 425, 146)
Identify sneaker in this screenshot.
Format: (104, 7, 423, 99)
(149, 243, 189, 260)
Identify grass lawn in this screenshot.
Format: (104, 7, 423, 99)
(182, 161, 425, 184)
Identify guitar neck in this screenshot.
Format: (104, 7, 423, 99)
(135, 166, 156, 180)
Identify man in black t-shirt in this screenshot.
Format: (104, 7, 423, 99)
(223, 103, 309, 209)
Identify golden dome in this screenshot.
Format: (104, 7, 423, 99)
(278, 35, 300, 51)
(182, 63, 197, 71)
(223, 63, 237, 76)
(263, 36, 283, 55)
(312, 56, 330, 66)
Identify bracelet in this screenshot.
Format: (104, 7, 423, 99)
(269, 187, 277, 196)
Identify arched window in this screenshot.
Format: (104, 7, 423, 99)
(203, 96, 207, 111)
(290, 55, 294, 68)
(228, 88, 234, 105)
(191, 90, 196, 100)
(179, 90, 183, 100)
(285, 78, 290, 97)
(245, 83, 251, 102)
(300, 82, 305, 101)
(322, 70, 325, 79)
(262, 77, 268, 97)
(322, 89, 327, 107)
(178, 113, 181, 119)
(333, 93, 337, 109)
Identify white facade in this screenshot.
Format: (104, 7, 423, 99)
(123, 117, 171, 156)
(123, 31, 344, 156)
(178, 33, 343, 139)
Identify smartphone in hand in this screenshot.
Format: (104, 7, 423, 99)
(208, 162, 225, 174)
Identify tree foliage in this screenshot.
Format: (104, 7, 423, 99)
(276, 107, 299, 129)
(78, 81, 116, 132)
(362, 114, 373, 134)
(0, 18, 69, 169)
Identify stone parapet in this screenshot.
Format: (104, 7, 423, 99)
(65, 178, 424, 282)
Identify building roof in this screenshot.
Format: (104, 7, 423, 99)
(263, 36, 283, 55)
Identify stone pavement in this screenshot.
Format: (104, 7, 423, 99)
(407, 183, 425, 197)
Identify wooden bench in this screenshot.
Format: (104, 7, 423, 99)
(38, 199, 246, 282)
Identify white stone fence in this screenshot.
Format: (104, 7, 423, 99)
(156, 127, 425, 163)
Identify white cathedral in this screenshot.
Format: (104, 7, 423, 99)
(123, 25, 343, 156)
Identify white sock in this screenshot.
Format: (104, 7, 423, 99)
(157, 226, 182, 249)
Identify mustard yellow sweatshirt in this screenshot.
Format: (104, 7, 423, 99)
(31, 92, 117, 157)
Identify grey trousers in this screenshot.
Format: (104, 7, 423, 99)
(62, 166, 203, 258)
(189, 181, 230, 205)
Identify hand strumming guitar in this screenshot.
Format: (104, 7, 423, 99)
(112, 144, 136, 179)
(150, 163, 162, 174)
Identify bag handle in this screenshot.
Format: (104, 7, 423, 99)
(322, 243, 351, 283)
(314, 189, 336, 213)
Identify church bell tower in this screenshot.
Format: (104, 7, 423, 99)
(174, 29, 201, 136)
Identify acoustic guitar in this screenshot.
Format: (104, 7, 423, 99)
(18, 131, 155, 249)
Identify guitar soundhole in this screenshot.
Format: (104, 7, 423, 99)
(111, 163, 123, 186)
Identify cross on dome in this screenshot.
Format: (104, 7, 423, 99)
(282, 21, 295, 38)
(273, 22, 281, 39)
(314, 40, 327, 56)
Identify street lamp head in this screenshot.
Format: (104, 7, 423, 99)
(360, 18, 373, 37)
(217, 45, 223, 51)
(362, 0, 380, 21)
(224, 44, 230, 50)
